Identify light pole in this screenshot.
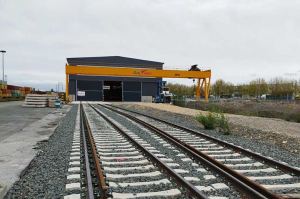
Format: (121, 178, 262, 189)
(0, 50, 6, 88)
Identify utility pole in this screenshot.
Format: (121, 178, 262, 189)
(0, 50, 6, 89)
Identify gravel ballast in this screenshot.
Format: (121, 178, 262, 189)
(4, 105, 78, 198)
(96, 105, 242, 198)
(118, 103, 300, 155)
(114, 104, 300, 168)
(85, 105, 187, 198)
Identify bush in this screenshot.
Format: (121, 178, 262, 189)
(195, 111, 230, 134)
(218, 113, 230, 134)
(195, 112, 218, 129)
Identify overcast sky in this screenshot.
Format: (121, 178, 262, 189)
(0, 0, 299, 90)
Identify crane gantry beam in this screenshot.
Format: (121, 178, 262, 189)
(65, 64, 211, 101)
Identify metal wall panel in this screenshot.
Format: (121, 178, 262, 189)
(123, 81, 141, 102)
(142, 82, 158, 97)
(77, 80, 102, 91)
(76, 80, 103, 101)
(123, 92, 141, 101)
(77, 91, 103, 101)
(123, 81, 141, 91)
(69, 75, 160, 102)
(69, 79, 76, 95)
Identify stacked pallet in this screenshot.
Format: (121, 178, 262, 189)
(23, 94, 58, 108)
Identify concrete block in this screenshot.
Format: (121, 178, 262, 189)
(68, 167, 80, 173)
(67, 174, 81, 180)
(69, 161, 80, 166)
(64, 194, 81, 199)
(65, 182, 81, 191)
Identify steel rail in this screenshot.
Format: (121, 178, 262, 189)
(81, 103, 108, 198)
(80, 103, 95, 199)
(89, 104, 209, 199)
(102, 104, 282, 199)
(109, 104, 300, 176)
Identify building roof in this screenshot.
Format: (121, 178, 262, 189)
(67, 56, 164, 69)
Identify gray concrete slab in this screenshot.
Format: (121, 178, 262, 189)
(0, 101, 72, 198)
(0, 101, 53, 141)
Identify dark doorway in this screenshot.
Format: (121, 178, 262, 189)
(103, 81, 122, 101)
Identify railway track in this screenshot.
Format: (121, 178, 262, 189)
(64, 103, 300, 199)
(65, 104, 211, 198)
(100, 104, 300, 199)
(64, 104, 105, 199)
(85, 103, 208, 198)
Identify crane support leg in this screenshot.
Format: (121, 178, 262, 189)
(66, 74, 69, 102)
(200, 78, 205, 99)
(196, 79, 201, 101)
(206, 77, 211, 101)
(204, 78, 208, 101)
(196, 78, 210, 102)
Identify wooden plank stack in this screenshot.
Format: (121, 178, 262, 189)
(23, 94, 58, 108)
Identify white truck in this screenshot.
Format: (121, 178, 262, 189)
(160, 87, 173, 103)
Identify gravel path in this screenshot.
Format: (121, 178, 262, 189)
(113, 103, 300, 168)
(4, 105, 78, 198)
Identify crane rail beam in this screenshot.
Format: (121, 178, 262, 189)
(66, 65, 211, 79)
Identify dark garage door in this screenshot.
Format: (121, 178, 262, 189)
(77, 80, 103, 101)
(123, 81, 141, 101)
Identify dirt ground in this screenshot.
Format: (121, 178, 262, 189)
(116, 102, 300, 155)
(177, 99, 300, 123)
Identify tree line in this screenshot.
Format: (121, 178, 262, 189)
(167, 78, 300, 99)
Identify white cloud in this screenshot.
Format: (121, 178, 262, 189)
(0, 0, 299, 89)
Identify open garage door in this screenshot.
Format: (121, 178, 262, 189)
(103, 81, 122, 101)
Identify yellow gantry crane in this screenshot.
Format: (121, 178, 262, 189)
(65, 65, 211, 101)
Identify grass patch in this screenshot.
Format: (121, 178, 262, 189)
(195, 112, 217, 130)
(179, 100, 300, 123)
(195, 111, 230, 134)
(285, 113, 300, 123)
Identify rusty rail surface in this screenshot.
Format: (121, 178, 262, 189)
(89, 104, 209, 199)
(102, 104, 283, 199)
(109, 104, 300, 176)
(81, 104, 108, 198)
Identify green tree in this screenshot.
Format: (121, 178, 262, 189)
(269, 78, 295, 98)
(211, 79, 234, 97)
(248, 78, 268, 98)
(212, 79, 225, 97)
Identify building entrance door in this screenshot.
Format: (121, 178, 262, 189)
(103, 81, 122, 101)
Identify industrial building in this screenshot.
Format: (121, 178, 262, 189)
(67, 56, 164, 101)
